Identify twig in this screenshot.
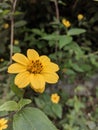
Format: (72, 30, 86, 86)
(84, 51, 98, 58)
(0, 111, 16, 119)
(0, 114, 10, 118)
(54, 0, 60, 22)
(0, 62, 10, 72)
(0, 66, 8, 72)
(10, 0, 17, 63)
(72, 0, 78, 10)
(52, 0, 60, 53)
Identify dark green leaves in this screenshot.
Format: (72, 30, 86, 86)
(0, 101, 18, 111)
(0, 99, 32, 112)
(58, 35, 72, 49)
(52, 104, 62, 118)
(68, 28, 86, 35)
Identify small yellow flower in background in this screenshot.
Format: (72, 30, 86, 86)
(62, 18, 71, 28)
(3, 23, 9, 29)
(51, 93, 60, 104)
(8, 49, 59, 93)
(0, 118, 8, 130)
(14, 40, 19, 45)
(77, 14, 84, 21)
(0, 58, 4, 62)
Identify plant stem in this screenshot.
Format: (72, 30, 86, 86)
(10, 0, 17, 63)
(54, 0, 60, 22)
(0, 111, 16, 118)
(53, 0, 60, 53)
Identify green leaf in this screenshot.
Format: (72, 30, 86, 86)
(18, 99, 32, 110)
(14, 11, 23, 16)
(90, 54, 98, 67)
(0, 3, 10, 8)
(42, 34, 58, 41)
(72, 42, 84, 59)
(34, 98, 45, 109)
(66, 69, 76, 75)
(14, 20, 27, 28)
(64, 42, 84, 59)
(52, 104, 62, 118)
(80, 64, 92, 72)
(74, 96, 85, 112)
(71, 63, 84, 72)
(43, 104, 56, 118)
(58, 35, 72, 49)
(58, 0, 66, 5)
(32, 29, 46, 36)
(13, 107, 58, 130)
(13, 46, 21, 53)
(66, 98, 74, 107)
(0, 101, 18, 111)
(68, 28, 86, 35)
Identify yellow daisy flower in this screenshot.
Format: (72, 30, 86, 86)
(8, 49, 59, 93)
(77, 14, 84, 21)
(62, 19, 71, 28)
(0, 58, 4, 62)
(0, 118, 8, 130)
(3, 23, 9, 29)
(51, 93, 60, 104)
(14, 40, 19, 45)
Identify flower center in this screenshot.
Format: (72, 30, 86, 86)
(27, 60, 43, 74)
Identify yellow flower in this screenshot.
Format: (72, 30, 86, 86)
(0, 58, 4, 62)
(14, 40, 19, 45)
(0, 118, 8, 130)
(3, 23, 9, 29)
(77, 14, 84, 21)
(51, 93, 60, 104)
(8, 49, 59, 93)
(62, 19, 71, 28)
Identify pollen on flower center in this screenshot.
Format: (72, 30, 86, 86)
(27, 60, 43, 74)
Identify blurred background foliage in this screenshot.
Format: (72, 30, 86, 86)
(0, 0, 98, 81)
(0, 0, 98, 130)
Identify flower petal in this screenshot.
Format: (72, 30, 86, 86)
(27, 49, 39, 60)
(2, 124, 8, 129)
(8, 63, 26, 73)
(42, 62, 59, 72)
(30, 74, 45, 91)
(31, 85, 45, 93)
(42, 72, 59, 83)
(15, 71, 30, 88)
(40, 55, 50, 63)
(1, 119, 8, 124)
(12, 53, 29, 65)
(0, 119, 7, 125)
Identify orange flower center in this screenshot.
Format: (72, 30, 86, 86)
(53, 96, 58, 102)
(27, 60, 43, 74)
